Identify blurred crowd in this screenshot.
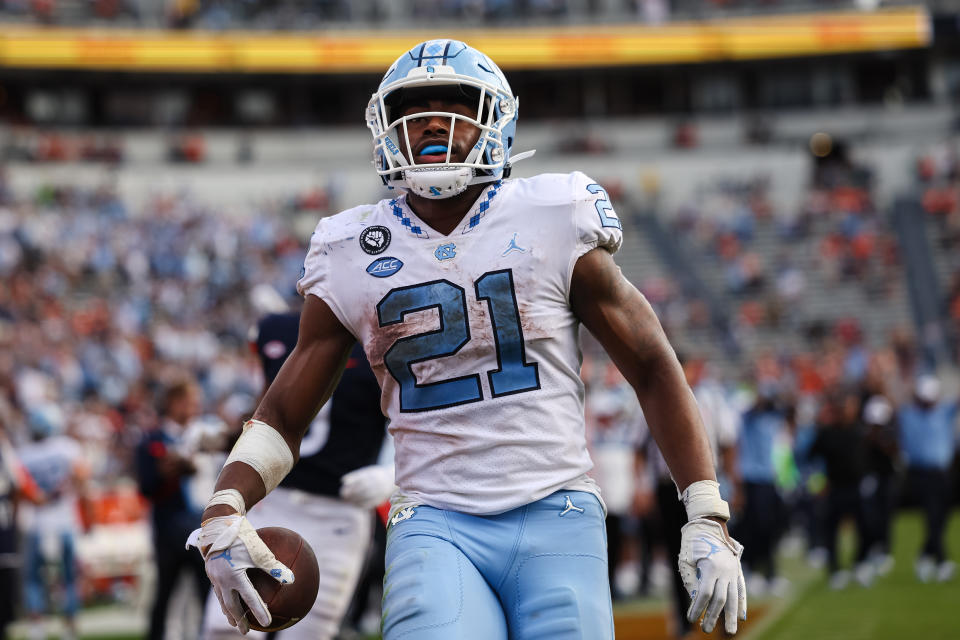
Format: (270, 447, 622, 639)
(0, 176, 325, 466)
(582, 343, 959, 635)
(916, 141, 960, 357)
(0, 175, 338, 638)
(635, 138, 930, 377)
(0, 0, 890, 29)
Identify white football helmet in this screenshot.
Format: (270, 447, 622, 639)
(366, 39, 534, 199)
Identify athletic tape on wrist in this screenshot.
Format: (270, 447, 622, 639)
(680, 479, 730, 521)
(206, 488, 246, 516)
(224, 419, 294, 494)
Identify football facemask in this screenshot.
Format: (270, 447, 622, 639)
(366, 39, 534, 199)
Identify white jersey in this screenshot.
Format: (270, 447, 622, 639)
(17, 436, 85, 533)
(299, 172, 622, 515)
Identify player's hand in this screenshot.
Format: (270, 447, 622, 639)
(678, 517, 747, 635)
(186, 514, 294, 634)
(339, 464, 395, 509)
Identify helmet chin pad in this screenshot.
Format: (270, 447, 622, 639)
(403, 166, 474, 199)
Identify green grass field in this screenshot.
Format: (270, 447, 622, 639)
(750, 510, 960, 640)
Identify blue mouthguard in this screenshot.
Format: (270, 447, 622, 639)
(419, 145, 448, 156)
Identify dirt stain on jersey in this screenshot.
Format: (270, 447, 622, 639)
(515, 293, 551, 342)
(466, 296, 495, 353)
(365, 308, 440, 370)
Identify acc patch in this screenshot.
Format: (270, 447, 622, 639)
(367, 257, 403, 278)
(360, 225, 391, 255)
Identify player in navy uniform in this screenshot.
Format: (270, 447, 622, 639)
(201, 310, 391, 640)
(193, 40, 746, 639)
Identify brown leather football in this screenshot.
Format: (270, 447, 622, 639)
(241, 527, 320, 632)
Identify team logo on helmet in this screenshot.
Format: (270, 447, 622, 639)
(359, 226, 391, 255)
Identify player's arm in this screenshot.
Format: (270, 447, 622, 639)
(571, 247, 746, 634)
(204, 295, 354, 520)
(570, 247, 715, 495)
(192, 294, 354, 633)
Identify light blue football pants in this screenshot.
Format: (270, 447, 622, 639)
(382, 490, 614, 640)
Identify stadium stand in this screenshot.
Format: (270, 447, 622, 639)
(0, 0, 926, 28)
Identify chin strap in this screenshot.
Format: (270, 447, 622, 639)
(398, 148, 537, 199)
(500, 149, 536, 180)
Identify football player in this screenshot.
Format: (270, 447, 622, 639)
(18, 404, 90, 640)
(191, 40, 746, 638)
(201, 310, 392, 640)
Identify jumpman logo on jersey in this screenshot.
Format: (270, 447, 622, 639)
(559, 495, 585, 517)
(210, 548, 234, 567)
(699, 536, 723, 558)
(501, 233, 527, 256)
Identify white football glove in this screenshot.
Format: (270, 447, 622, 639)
(678, 517, 747, 635)
(186, 514, 294, 634)
(339, 464, 395, 509)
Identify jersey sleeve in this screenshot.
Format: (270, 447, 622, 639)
(571, 171, 623, 260)
(296, 216, 358, 337)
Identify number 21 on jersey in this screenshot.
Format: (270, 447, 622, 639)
(376, 268, 540, 412)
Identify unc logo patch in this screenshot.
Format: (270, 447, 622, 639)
(360, 226, 391, 255)
(367, 257, 404, 278)
(434, 243, 456, 261)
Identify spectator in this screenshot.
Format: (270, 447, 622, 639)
(0, 423, 42, 640)
(16, 403, 90, 640)
(136, 379, 209, 640)
(807, 388, 871, 589)
(586, 359, 641, 600)
(635, 414, 692, 638)
(859, 394, 900, 575)
(733, 382, 787, 595)
(898, 375, 958, 583)
(683, 356, 741, 509)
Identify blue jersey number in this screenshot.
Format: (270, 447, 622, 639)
(376, 270, 539, 412)
(475, 270, 540, 397)
(377, 280, 482, 412)
(586, 183, 621, 229)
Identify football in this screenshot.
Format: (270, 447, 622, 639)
(241, 527, 320, 632)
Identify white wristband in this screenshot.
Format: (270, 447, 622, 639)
(206, 488, 246, 516)
(224, 419, 294, 495)
(680, 479, 730, 522)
